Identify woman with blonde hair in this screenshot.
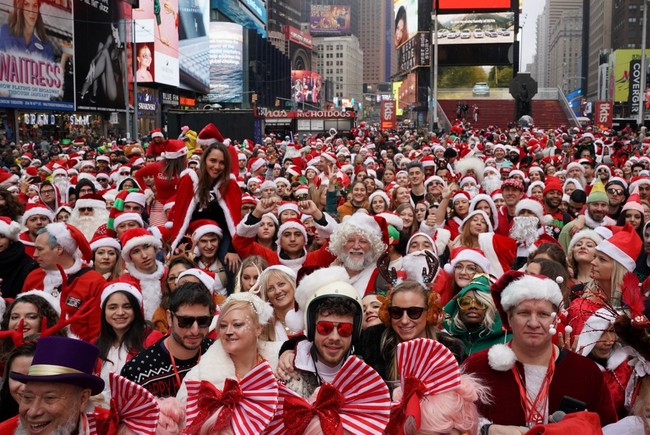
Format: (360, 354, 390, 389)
(255, 265, 300, 341)
(234, 255, 268, 293)
(452, 209, 490, 249)
(567, 229, 603, 285)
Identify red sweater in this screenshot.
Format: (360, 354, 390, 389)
(135, 161, 181, 204)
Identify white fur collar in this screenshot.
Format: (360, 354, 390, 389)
(584, 210, 615, 229)
(126, 261, 164, 320)
(42, 257, 83, 296)
(295, 339, 316, 373)
(606, 345, 629, 371)
(177, 339, 281, 403)
(279, 254, 306, 273)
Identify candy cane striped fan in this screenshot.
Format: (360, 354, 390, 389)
(185, 360, 279, 435)
(335, 356, 391, 434)
(89, 372, 160, 434)
(264, 383, 307, 435)
(397, 338, 460, 395)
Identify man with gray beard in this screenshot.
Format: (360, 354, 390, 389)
(1, 337, 105, 435)
(328, 213, 389, 296)
(67, 193, 109, 241)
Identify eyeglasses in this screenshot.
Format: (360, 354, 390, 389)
(40, 189, 54, 195)
(606, 188, 624, 196)
(454, 264, 478, 274)
(173, 314, 212, 328)
(457, 296, 487, 310)
(315, 321, 354, 337)
(387, 306, 426, 320)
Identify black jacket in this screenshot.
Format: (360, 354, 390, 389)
(0, 242, 38, 298)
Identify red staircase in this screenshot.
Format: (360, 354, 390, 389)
(439, 99, 571, 130)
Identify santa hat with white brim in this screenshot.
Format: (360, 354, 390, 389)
(596, 224, 642, 272)
(17, 290, 61, 316)
(120, 228, 162, 263)
(100, 282, 143, 308)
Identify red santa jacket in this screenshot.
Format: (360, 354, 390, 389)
(22, 268, 105, 342)
(134, 161, 180, 204)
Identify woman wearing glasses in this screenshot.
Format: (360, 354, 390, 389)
(442, 275, 507, 357)
(94, 282, 161, 406)
(360, 280, 464, 382)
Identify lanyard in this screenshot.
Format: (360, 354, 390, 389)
(164, 337, 200, 389)
(512, 346, 557, 427)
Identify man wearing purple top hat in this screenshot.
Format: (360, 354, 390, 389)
(0, 336, 105, 434)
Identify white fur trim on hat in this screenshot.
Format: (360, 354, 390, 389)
(566, 162, 585, 173)
(121, 234, 162, 263)
(596, 238, 636, 272)
(125, 192, 146, 207)
(0, 218, 21, 241)
(251, 159, 267, 173)
(17, 290, 61, 316)
(344, 212, 382, 238)
(274, 177, 290, 186)
(576, 308, 616, 357)
(460, 210, 493, 233)
(515, 198, 550, 225)
(45, 222, 79, 258)
(22, 206, 54, 224)
(192, 223, 223, 242)
(74, 197, 106, 210)
(368, 190, 391, 208)
(444, 247, 490, 274)
(100, 282, 143, 308)
(260, 180, 276, 191)
(500, 275, 563, 311)
(277, 220, 308, 242)
(90, 237, 121, 252)
(224, 292, 273, 326)
(113, 213, 144, 229)
(261, 265, 298, 281)
(377, 212, 403, 231)
(178, 268, 216, 293)
(278, 202, 300, 217)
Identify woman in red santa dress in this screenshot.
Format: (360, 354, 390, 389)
(134, 139, 188, 225)
(233, 198, 337, 273)
(168, 127, 242, 275)
(116, 228, 167, 324)
(176, 292, 280, 434)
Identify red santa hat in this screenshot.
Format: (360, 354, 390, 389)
(294, 185, 309, 198)
(249, 158, 267, 174)
(45, 222, 93, 263)
(452, 191, 471, 204)
(164, 139, 188, 159)
(74, 193, 106, 211)
(119, 228, 162, 263)
(595, 224, 642, 272)
(573, 308, 617, 354)
(150, 128, 164, 139)
(124, 190, 146, 207)
(277, 218, 308, 244)
(444, 246, 490, 275)
(321, 152, 337, 165)
(197, 123, 225, 146)
(0, 169, 19, 186)
(278, 201, 300, 218)
(369, 190, 391, 208)
(621, 186, 644, 214)
(0, 217, 21, 241)
(113, 212, 144, 230)
(22, 203, 54, 225)
(274, 177, 290, 187)
(100, 282, 143, 308)
(189, 219, 223, 242)
(96, 155, 111, 164)
(177, 268, 217, 293)
(89, 234, 121, 252)
(460, 209, 494, 233)
(241, 194, 257, 206)
(286, 165, 302, 178)
(515, 198, 551, 225)
(490, 189, 503, 201)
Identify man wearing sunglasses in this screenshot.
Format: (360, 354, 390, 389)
(68, 193, 109, 241)
(604, 178, 628, 220)
(121, 282, 215, 398)
(278, 267, 363, 399)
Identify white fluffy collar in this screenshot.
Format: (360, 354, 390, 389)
(126, 261, 164, 281)
(42, 258, 83, 296)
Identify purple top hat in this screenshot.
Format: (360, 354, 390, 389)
(11, 336, 104, 395)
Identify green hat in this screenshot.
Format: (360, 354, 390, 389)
(588, 178, 609, 204)
(443, 274, 491, 316)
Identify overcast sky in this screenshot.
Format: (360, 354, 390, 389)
(521, 0, 545, 67)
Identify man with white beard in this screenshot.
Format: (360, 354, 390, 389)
(51, 167, 70, 203)
(68, 193, 109, 241)
(481, 166, 502, 195)
(510, 198, 557, 270)
(328, 213, 389, 296)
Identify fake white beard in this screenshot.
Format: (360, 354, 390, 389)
(510, 216, 540, 247)
(53, 177, 69, 202)
(68, 213, 106, 241)
(463, 185, 480, 200)
(481, 175, 502, 195)
(401, 251, 431, 284)
(339, 249, 374, 272)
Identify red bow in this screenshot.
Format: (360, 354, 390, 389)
(283, 383, 344, 435)
(386, 377, 427, 435)
(185, 379, 243, 434)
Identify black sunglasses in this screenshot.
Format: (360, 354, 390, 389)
(388, 306, 426, 320)
(173, 314, 212, 328)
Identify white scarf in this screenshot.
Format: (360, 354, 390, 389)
(126, 261, 165, 320)
(42, 257, 83, 297)
(584, 209, 615, 229)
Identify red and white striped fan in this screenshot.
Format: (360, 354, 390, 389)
(185, 360, 279, 435)
(89, 372, 160, 435)
(397, 338, 460, 395)
(264, 383, 307, 435)
(333, 356, 391, 434)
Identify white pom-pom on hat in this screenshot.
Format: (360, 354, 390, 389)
(488, 344, 517, 371)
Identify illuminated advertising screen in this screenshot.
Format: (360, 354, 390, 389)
(178, 0, 210, 93)
(0, 0, 74, 110)
(310, 5, 351, 35)
(208, 22, 243, 103)
(74, 0, 127, 111)
(397, 32, 430, 73)
(611, 49, 650, 103)
(393, 0, 418, 48)
(437, 0, 512, 11)
(434, 12, 514, 45)
(291, 70, 322, 105)
(398, 73, 417, 113)
(133, 0, 179, 87)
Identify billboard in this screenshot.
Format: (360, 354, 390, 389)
(208, 22, 243, 103)
(310, 5, 351, 35)
(392, 81, 403, 116)
(437, 0, 512, 11)
(397, 32, 430, 73)
(0, 0, 74, 110)
(611, 49, 650, 102)
(595, 101, 613, 129)
(74, 0, 128, 111)
(434, 12, 514, 45)
(133, 0, 179, 87)
(397, 73, 417, 113)
(381, 100, 397, 131)
(394, 0, 418, 48)
(291, 70, 322, 105)
(178, 0, 210, 93)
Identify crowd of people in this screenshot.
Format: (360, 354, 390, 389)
(0, 118, 648, 434)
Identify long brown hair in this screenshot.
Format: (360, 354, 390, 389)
(9, 0, 49, 44)
(198, 142, 231, 208)
(163, 155, 186, 182)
